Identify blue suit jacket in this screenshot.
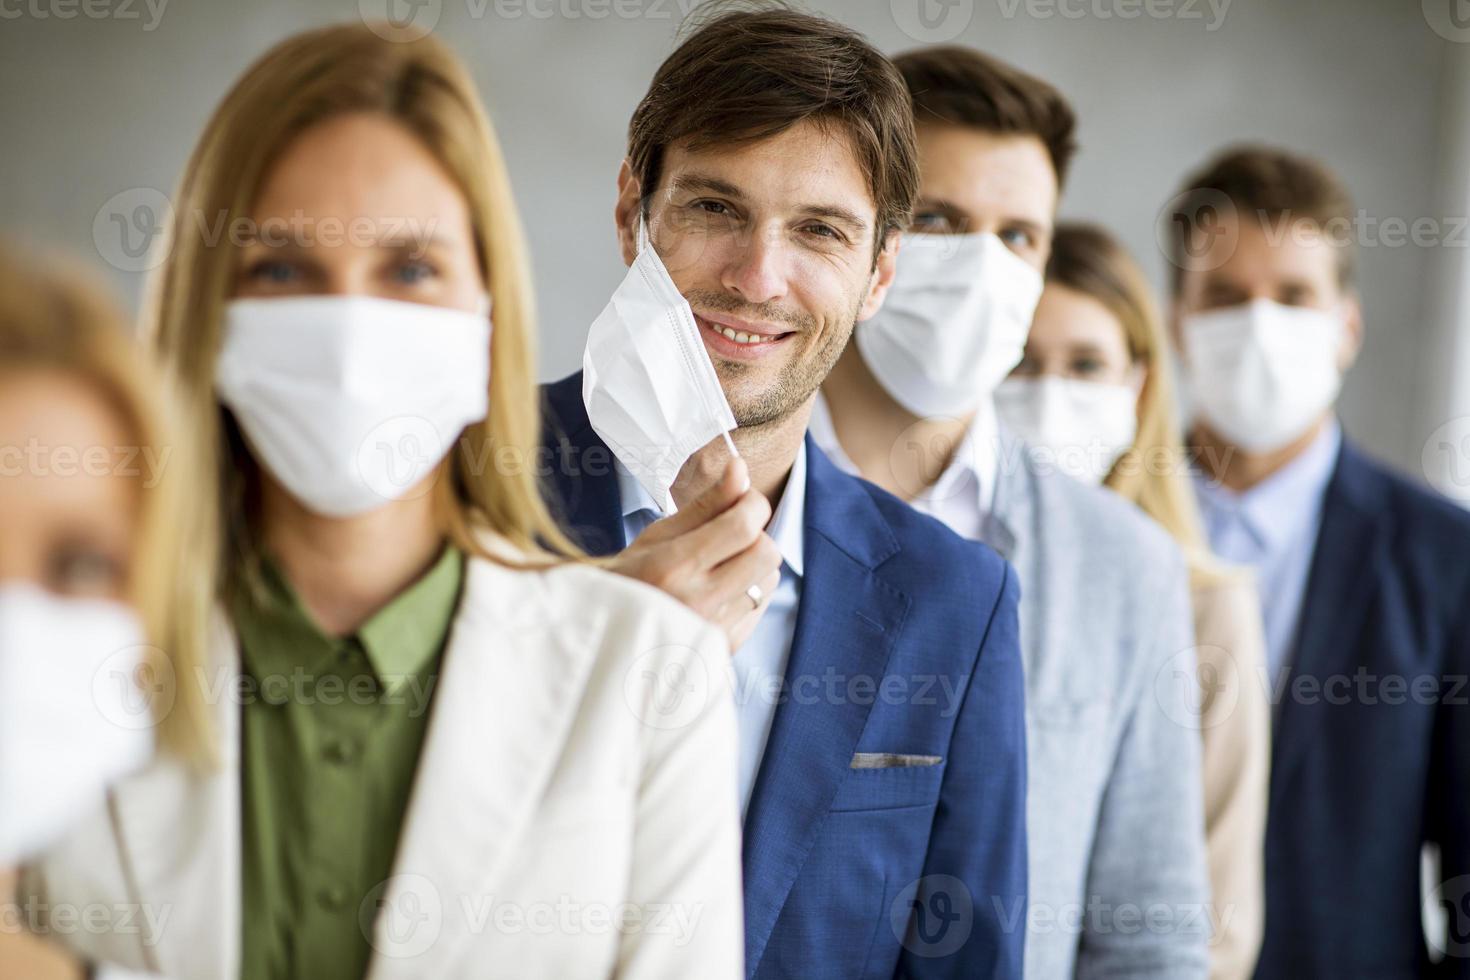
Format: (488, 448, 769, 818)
(1256, 439, 1470, 979)
(540, 372, 1028, 979)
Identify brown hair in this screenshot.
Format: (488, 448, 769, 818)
(142, 22, 583, 763)
(1167, 144, 1356, 293)
(626, 3, 918, 259)
(893, 46, 1078, 188)
(1045, 223, 1235, 587)
(0, 244, 206, 759)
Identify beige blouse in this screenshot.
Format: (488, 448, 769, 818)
(1192, 568, 1272, 980)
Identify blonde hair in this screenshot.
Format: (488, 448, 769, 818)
(142, 23, 582, 761)
(1044, 223, 1235, 586)
(0, 244, 207, 758)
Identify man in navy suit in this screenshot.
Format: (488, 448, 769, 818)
(539, 8, 1027, 978)
(1169, 145, 1470, 979)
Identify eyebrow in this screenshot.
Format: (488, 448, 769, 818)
(914, 196, 965, 216)
(672, 170, 870, 238)
(236, 230, 458, 254)
(672, 172, 746, 200)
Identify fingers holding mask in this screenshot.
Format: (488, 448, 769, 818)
(609, 456, 783, 651)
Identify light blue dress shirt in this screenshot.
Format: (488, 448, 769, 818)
(617, 444, 806, 817)
(1192, 419, 1342, 686)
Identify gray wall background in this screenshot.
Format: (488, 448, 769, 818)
(2, 0, 1465, 483)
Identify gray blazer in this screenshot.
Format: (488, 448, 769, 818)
(982, 428, 1211, 979)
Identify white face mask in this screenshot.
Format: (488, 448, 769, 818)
(856, 232, 1044, 418)
(0, 584, 154, 864)
(582, 218, 738, 514)
(1182, 298, 1344, 454)
(217, 294, 492, 518)
(994, 375, 1139, 485)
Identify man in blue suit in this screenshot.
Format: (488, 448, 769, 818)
(1169, 145, 1470, 979)
(539, 8, 1027, 978)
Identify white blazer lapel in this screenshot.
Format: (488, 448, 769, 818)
(366, 552, 602, 979)
(107, 614, 241, 980)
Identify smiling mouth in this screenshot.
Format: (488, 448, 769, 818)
(694, 313, 794, 347)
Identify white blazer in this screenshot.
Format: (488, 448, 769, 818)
(21, 543, 744, 980)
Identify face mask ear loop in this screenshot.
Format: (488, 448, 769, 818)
(636, 212, 652, 257)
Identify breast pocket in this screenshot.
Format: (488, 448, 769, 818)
(830, 758, 946, 813)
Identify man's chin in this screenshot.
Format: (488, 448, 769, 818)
(723, 383, 812, 430)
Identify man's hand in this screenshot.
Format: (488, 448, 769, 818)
(609, 457, 782, 652)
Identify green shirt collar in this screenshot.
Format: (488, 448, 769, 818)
(236, 545, 464, 696)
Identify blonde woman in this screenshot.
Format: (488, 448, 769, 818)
(0, 247, 199, 976)
(996, 222, 1270, 980)
(19, 23, 742, 980)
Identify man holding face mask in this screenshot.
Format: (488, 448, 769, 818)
(539, 9, 1029, 978)
(1169, 147, 1470, 979)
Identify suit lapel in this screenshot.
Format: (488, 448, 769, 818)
(978, 426, 1026, 565)
(366, 548, 601, 978)
(107, 615, 241, 980)
(740, 440, 910, 976)
(978, 428, 1049, 697)
(541, 372, 626, 556)
(1272, 441, 1393, 787)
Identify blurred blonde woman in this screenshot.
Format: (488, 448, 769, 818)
(996, 222, 1271, 980)
(19, 23, 742, 980)
(0, 247, 198, 977)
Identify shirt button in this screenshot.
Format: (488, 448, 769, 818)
(317, 885, 349, 912)
(323, 738, 359, 765)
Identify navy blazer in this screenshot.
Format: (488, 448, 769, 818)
(1256, 439, 1470, 979)
(540, 372, 1029, 979)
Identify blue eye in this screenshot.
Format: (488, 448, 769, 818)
(1000, 228, 1032, 249)
(246, 260, 298, 284)
(394, 260, 436, 284)
(1073, 358, 1105, 376)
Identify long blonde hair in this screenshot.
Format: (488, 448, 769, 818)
(1044, 223, 1232, 585)
(0, 245, 206, 758)
(141, 23, 581, 761)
